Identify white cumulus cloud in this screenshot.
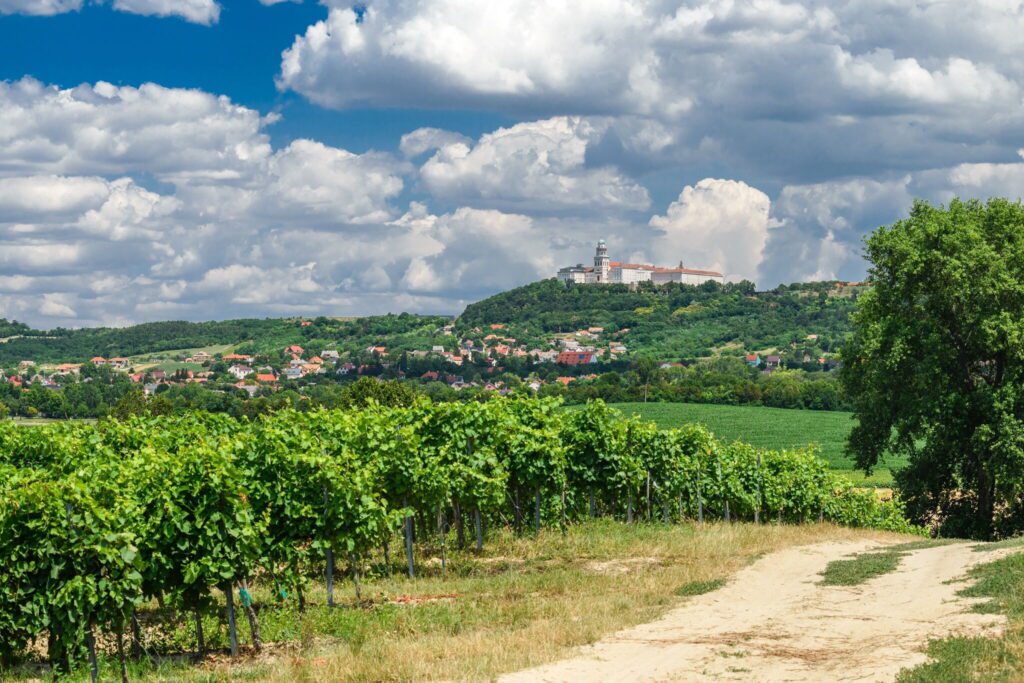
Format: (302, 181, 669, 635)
(417, 117, 650, 211)
(650, 179, 772, 282)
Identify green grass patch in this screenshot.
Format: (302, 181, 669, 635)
(897, 550, 1024, 681)
(603, 402, 908, 486)
(675, 578, 726, 597)
(820, 540, 949, 586)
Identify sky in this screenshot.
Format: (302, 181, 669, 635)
(0, 0, 1023, 328)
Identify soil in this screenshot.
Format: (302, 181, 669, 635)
(502, 540, 1015, 682)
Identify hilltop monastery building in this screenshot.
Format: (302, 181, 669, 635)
(557, 240, 724, 286)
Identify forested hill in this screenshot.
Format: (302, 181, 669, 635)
(0, 314, 452, 366)
(0, 279, 866, 366)
(458, 279, 866, 358)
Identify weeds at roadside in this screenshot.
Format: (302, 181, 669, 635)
(675, 578, 727, 597)
(820, 540, 950, 586)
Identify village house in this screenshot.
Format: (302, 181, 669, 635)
(746, 354, 762, 367)
(53, 363, 82, 376)
(765, 355, 782, 370)
(284, 345, 304, 356)
(223, 353, 254, 364)
(228, 364, 254, 380)
(186, 351, 213, 364)
(321, 350, 340, 362)
(18, 360, 35, 371)
(109, 358, 130, 370)
(556, 351, 597, 366)
(235, 383, 260, 397)
(256, 373, 277, 383)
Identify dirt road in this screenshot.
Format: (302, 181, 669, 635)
(501, 540, 1011, 682)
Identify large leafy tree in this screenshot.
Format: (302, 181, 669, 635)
(842, 198, 1024, 538)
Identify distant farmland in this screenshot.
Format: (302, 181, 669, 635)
(597, 403, 906, 486)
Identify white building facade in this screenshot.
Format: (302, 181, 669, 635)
(557, 241, 724, 286)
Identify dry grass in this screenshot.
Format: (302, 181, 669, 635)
(145, 521, 906, 683)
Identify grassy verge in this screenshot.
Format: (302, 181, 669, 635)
(897, 550, 1024, 681)
(820, 540, 950, 586)
(2, 521, 907, 683)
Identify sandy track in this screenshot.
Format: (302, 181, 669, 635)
(501, 540, 1013, 682)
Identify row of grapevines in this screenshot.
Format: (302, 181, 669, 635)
(0, 398, 917, 677)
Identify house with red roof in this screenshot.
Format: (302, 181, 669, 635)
(556, 351, 596, 366)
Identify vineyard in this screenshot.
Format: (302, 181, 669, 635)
(0, 398, 916, 680)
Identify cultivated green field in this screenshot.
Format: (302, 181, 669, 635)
(603, 402, 906, 486)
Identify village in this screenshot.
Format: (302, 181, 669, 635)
(0, 315, 842, 406)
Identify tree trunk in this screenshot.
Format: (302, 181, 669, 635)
(296, 581, 306, 613)
(241, 580, 262, 652)
(116, 621, 129, 683)
(978, 462, 996, 539)
(130, 610, 144, 659)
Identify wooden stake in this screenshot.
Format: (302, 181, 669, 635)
(84, 627, 98, 683)
(225, 582, 239, 656)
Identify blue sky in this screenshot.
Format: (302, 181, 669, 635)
(1, 0, 1022, 327)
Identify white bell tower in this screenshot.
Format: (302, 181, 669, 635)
(594, 239, 610, 283)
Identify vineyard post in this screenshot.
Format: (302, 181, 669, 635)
(560, 485, 567, 536)
(453, 497, 466, 549)
(534, 488, 541, 533)
(403, 498, 415, 578)
(437, 505, 447, 576)
(754, 453, 762, 524)
(716, 457, 730, 522)
(473, 507, 483, 550)
(627, 488, 634, 523)
(225, 583, 239, 656)
(193, 602, 205, 656)
(589, 488, 596, 518)
(646, 472, 652, 521)
(696, 470, 704, 524)
(324, 486, 335, 608)
(85, 627, 98, 683)
(350, 553, 361, 600)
